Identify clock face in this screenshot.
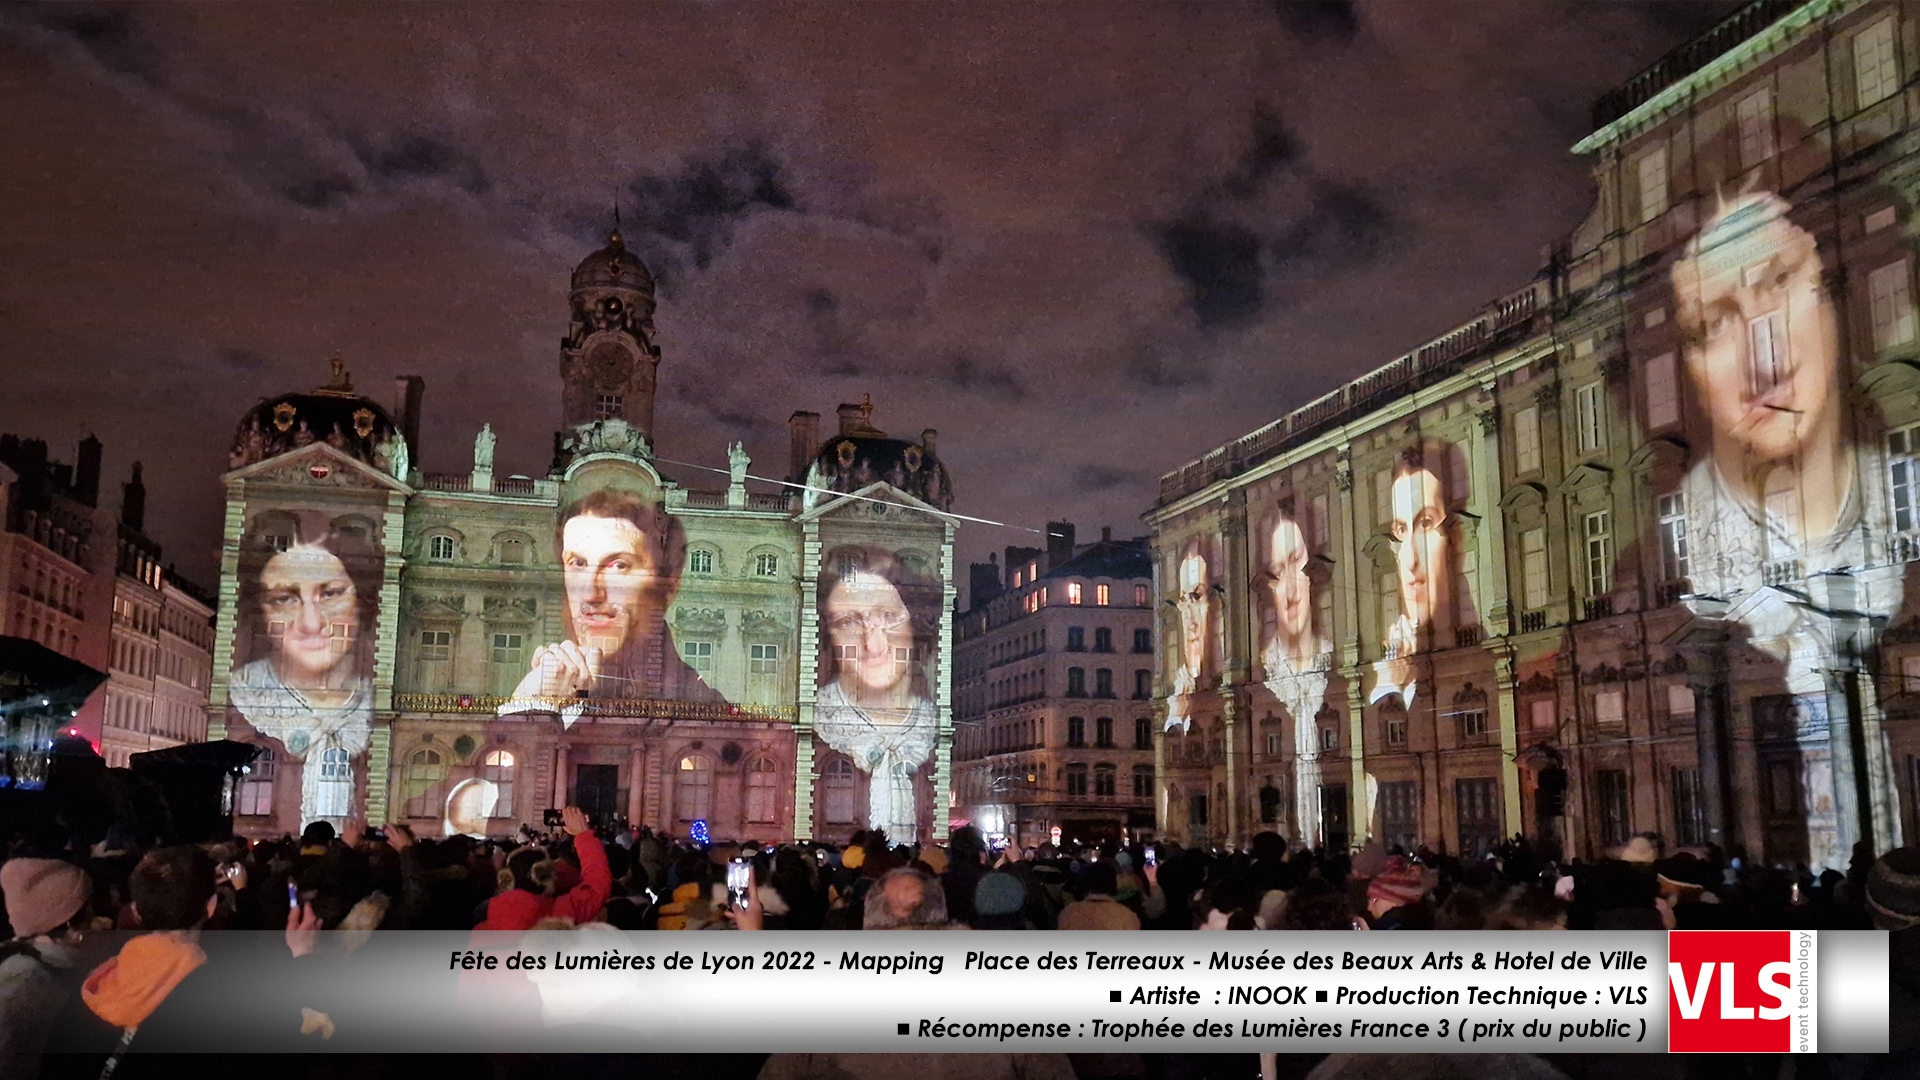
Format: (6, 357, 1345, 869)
(586, 340, 629, 382)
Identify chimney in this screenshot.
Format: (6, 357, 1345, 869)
(836, 403, 865, 436)
(74, 434, 102, 506)
(921, 429, 938, 458)
(1046, 521, 1075, 571)
(1101, 526, 1111, 543)
(968, 559, 1003, 610)
(393, 375, 425, 464)
(788, 411, 820, 483)
(121, 461, 146, 532)
(1005, 545, 1043, 585)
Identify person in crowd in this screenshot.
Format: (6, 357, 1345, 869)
(0, 859, 94, 1078)
(863, 867, 959, 930)
(1057, 862, 1139, 931)
(1366, 857, 1436, 930)
(972, 872, 1030, 930)
(941, 826, 990, 924)
(475, 807, 609, 930)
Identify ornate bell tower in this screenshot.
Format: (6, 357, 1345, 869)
(559, 227, 661, 443)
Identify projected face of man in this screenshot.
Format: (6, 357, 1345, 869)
(826, 569, 914, 698)
(1177, 551, 1210, 681)
(562, 512, 657, 659)
(1676, 197, 1839, 469)
(1267, 518, 1313, 662)
(258, 542, 360, 690)
(1389, 465, 1449, 634)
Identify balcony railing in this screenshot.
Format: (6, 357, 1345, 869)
(1889, 533, 1920, 565)
(1454, 626, 1483, 649)
(1519, 611, 1548, 633)
(1654, 579, 1690, 607)
(1762, 558, 1803, 588)
(1583, 596, 1614, 621)
(416, 473, 556, 498)
(392, 692, 795, 722)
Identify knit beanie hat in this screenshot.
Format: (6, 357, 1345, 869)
(1867, 847, 1920, 928)
(974, 872, 1026, 917)
(2, 858, 91, 938)
(1367, 857, 1429, 908)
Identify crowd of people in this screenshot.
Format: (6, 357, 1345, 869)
(4, 813, 1918, 1080)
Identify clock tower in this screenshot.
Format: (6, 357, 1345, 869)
(559, 228, 661, 443)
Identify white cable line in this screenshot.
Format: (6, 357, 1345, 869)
(652, 456, 1054, 536)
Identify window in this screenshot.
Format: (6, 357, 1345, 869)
(1584, 511, 1612, 596)
(1132, 628, 1152, 653)
(1095, 668, 1114, 697)
(428, 535, 456, 561)
(1513, 405, 1541, 474)
(1385, 714, 1406, 747)
(1764, 469, 1802, 557)
(1067, 582, 1083, 606)
(1457, 709, 1488, 740)
(415, 629, 454, 690)
(1067, 716, 1085, 747)
(239, 751, 275, 816)
(1066, 626, 1085, 651)
(1892, 425, 1920, 534)
(893, 645, 919, 681)
(1319, 725, 1338, 752)
(749, 643, 779, 674)
(822, 757, 856, 823)
(746, 757, 778, 823)
(742, 551, 778, 578)
(1594, 688, 1626, 730)
(483, 750, 515, 818)
(496, 537, 527, 564)
(1737, 87, 1774, 169)
(1764, 760, 1801, 817)
(1067, 667, 1086, 696)
(1870, 261, 1916, 350)
(1574, 382, 1605, 453)
(1095, 583, 1110, 606)
(833, 643, 858, 673)
(678, 639, 714, 671)
(1521, 528, 1549, 610)
(595, 394, 624, 420)
(1530, 699, 1556, 732)
(1644, 352, 1679, 430)
(1655, 492, 1690, 585)
(1093, 628, 1113, 652)
(1132, 765, 1154, 799)
(1066, 763, 1088, 797)
(1136, 717, 1153, 749)
(1012, 569, 1024, 588)
(1667, 683, 1696, 722)
(1094, 764, 1116, 797)
(1134, 584, 1150, 607)
(1266, 732, 1282, 756)
(315, 748, 352, 818)
(403, 748, 447, 818)
(1855, 15, 1899, 110)
(675, 756, 711, 822)
(687, 548, 714, 575)
(1455, 777, 1501, 858)
(1597, 769, 1631, 848)
(1671, 768, 1707, 847)
(1869, 206, 1899, 234)
(1095, 716, 1114, 748)
(1636, 144, 1668, 223)
(1750, 311, 1787, 397)
(1379, 781, 1418, 852)
(1134, 669, 1150, 698)
(491, 633, 525, 694)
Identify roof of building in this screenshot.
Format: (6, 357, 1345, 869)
(1039, 538, 1151, 583)
(229, 360, 402, 473)
(571, 229, 656, 295)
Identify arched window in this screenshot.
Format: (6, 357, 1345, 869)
(239, 750, 276, 816)
(1066, 762, 1089, 797)
(428, 535, 457, 561)
(315, 748, 353, 818)
(1094, 763, 1117, 797)
(403, 748, 446, 818)
(1095, 717, 1114, 748)
(676, 756, 712, 822)
(753, 552, 780, 577)
(483, 750, 516, 818)
(746, 756, 778, 823)
(687, 548, 715, 575)
(822, 756, 856, 824)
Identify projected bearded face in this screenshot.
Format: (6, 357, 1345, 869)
(826, 570, 914, 695)
(1177, 551, 1210, 679)
(561, 512, 659, 659)
(1675, 195, 1840, 467)
(1390, 466, 1449, 633)
(259, 543, 361, 689)
(1267, 518, 1313, 658)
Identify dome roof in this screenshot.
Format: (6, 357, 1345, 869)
(812, 431, 954, 512)
(229, 360, 405, 476)
(571, 229, 655, 294)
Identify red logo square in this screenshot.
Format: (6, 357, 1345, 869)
(1668, 931, 1797, 1053)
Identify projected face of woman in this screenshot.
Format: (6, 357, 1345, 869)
(1267, 518, 1313, 661)
(258, 543, 360, 689)
(826, 570, 914, 698)
(1177, 551, 1210, 680)
(1389, 467, 1449, 633)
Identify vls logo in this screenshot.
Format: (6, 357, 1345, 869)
(1667, 930, 1817, 1053)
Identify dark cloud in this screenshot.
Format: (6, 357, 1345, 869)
(353, 133, 490, 196)
(625, 142, 798, 272)
(37, 5, 165, 85)
(1270, 1, 1360, 43)
(1268, 180, 1391, 283)
(283, 172, 359, 211)
(1072, 464, 1134, 493)
(1155, 219, 1264, 330)
(1215, 105, 1300, 200)
(1125, 343, 1212, 391)
(940, 354, 1027, 400)
(219, 347, 268, 374)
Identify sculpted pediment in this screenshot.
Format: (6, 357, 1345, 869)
(799, 481, 947, 525)
(481, 595, 538, 622)
(230, 442, 412, 495)
(675, 606, 728, 635)
(407, 593, 467, 619)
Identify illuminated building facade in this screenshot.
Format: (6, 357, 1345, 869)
(1149, 0, 1920, 869)
(953, 526, 1158, 848)
(209, 232, 958, 844)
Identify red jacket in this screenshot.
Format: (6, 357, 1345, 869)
(476, 831, 612, 930)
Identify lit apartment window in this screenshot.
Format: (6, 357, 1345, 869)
(1637, 144, 1668, 223)
(1595, 689, 1626, 730)
(1095, 583, 1110, 606)
(1530, 699, 1556, 731)
(428, 535, 456, 561)
(1667, 683, 1696, 721)
(1574, 382, 1605, 453)
(1854, 16, 1899, 110)
(1134, 584, 1150, 607)
(1012, 569, 1024, 588)
(595, 394, 624, 420)
(754, 552, 780, 577)
(239, 752, 276, 816)
(1869, 260, 1916, 351)
(1513, 405, 1541, 474)
(1736, 87, 1774, 169)
(1891, 425, 1920, 534)
(1584, 510, 1613, 596)
(1658, 492, 1689, 582)
(681, 640, 714, 670)
(749, 643, 779, 674)
(687, 549, 714, 574)
(1067, 582, 1083, 605)
(1644, 352, 1679, 430)
(1521, 528, 1549, 610)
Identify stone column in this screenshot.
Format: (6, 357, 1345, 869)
(627, 746, 646, 825)
(553, 743, 570, 811)
(1689, 678, 1731, 852)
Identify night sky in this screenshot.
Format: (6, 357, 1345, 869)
(0, 1, 1741, 589)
